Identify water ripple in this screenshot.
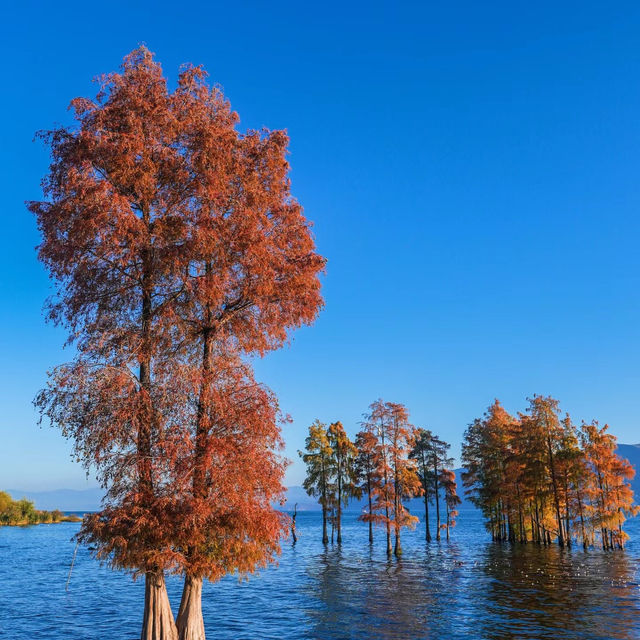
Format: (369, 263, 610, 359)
(1, 510, 640, 639)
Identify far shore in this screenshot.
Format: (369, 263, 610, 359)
(1, 491, 83, 527)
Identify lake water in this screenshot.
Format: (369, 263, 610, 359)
(2, 509, 640, 639)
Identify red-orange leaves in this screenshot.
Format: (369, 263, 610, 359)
(360, 399, 421, 556)
(462, 397, 637, 549)
(31, 47, 325, 639)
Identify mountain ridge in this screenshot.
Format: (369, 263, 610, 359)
(10, 444, 640, 512)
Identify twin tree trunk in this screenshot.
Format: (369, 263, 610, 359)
(140, 571, 204, 640)
(139, 242, 177, 640)
(141, 571, 177, 640)
(177, 576, 205, 640)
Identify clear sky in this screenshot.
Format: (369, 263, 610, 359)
(2, 1, 640, 491)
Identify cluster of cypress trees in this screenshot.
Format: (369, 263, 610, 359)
(299, 399, 460, 555)
(462, 396, 637, 549)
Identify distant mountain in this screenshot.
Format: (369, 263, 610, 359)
(7, 488, 103, 512)
(281, 486, 322, 511)
(11, 446, 640, 513)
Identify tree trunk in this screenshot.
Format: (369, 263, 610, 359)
(563, 472, 571, 548)
(141, 571, 178, 640)
(546, 436, 565, 547)
(394, 527, 402, 556)
(337, 472, 342, 545)
(367, 477, 373, 544)
(291, 504, 298, 545)
(433, 461, 441, 541)
(577, 491, 587, 549)
(321, 497, 328, 545)
(385, 518, 392, 555)
(176, 574, 205, 640)
(424, 491, 431, 542)
(445, 501, 450, 541)
(177, 319, 213, 639)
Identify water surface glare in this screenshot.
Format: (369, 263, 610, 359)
(1, 509, 640, 639)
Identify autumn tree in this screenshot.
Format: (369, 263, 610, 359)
(300, 421, 334, 544)
(161, 59, 324, 640)
(439, 469, 461, 541)
(31, 48, 197, 640)
(581, 421, 638, 549)
(410, 428, 435, 542)
(463, 397, 637, 549)
(429, 434, 453, 542)
(355, 429, 379, 544)
(170, 351, 290, 640)
(361, 400, 420, 556)
(462, 400, 517, 542)
(31, 47, 324, 640)
(526, 395, 566, 547)
(327, 421, 359, 545)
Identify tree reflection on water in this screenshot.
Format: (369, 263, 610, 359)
(303, 538, 640, 639)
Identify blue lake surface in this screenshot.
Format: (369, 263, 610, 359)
(2, 509, 640, 639)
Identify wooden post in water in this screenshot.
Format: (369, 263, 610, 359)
(291, 503, 298, 545)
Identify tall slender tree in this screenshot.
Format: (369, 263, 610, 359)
(300, 421, 334, 544)
(31, 47, 195, 640)
(387, 402, 422, 555)
(410, 428, 435, 542)
(327, 421, 359, 545)
(361, 400, 420, 556)
(428, 435, 453, 542)
(355, 429, 379, 544)
(439, 469, 461, 541)
(526, 395, 566, 547)
(165, 59, 324, 640)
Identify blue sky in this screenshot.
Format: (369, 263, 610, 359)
(2, 1, 640, 490)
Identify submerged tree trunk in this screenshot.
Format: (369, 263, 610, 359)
(176, 574, 204, 640)
(424, 491, 431, 542)
(141, 571, 178, 640)
(385, 516, 392, 555)
(321, 493, 328, 544)
(291, 503, 298, 545)
(433, 461, 441, 541)
(337, 472, 343, 545)
(577, 491, 588, 549)
(546, 436, 565, 547)
(367, 476, 373, 544)
(394, 526, 402, 556)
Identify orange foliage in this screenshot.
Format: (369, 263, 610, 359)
(463, 397, 637, 549)
(31, 46, 325, 639)
(360, 400, 421, 556)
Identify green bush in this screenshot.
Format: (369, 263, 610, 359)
(0, 493, 67, 526)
